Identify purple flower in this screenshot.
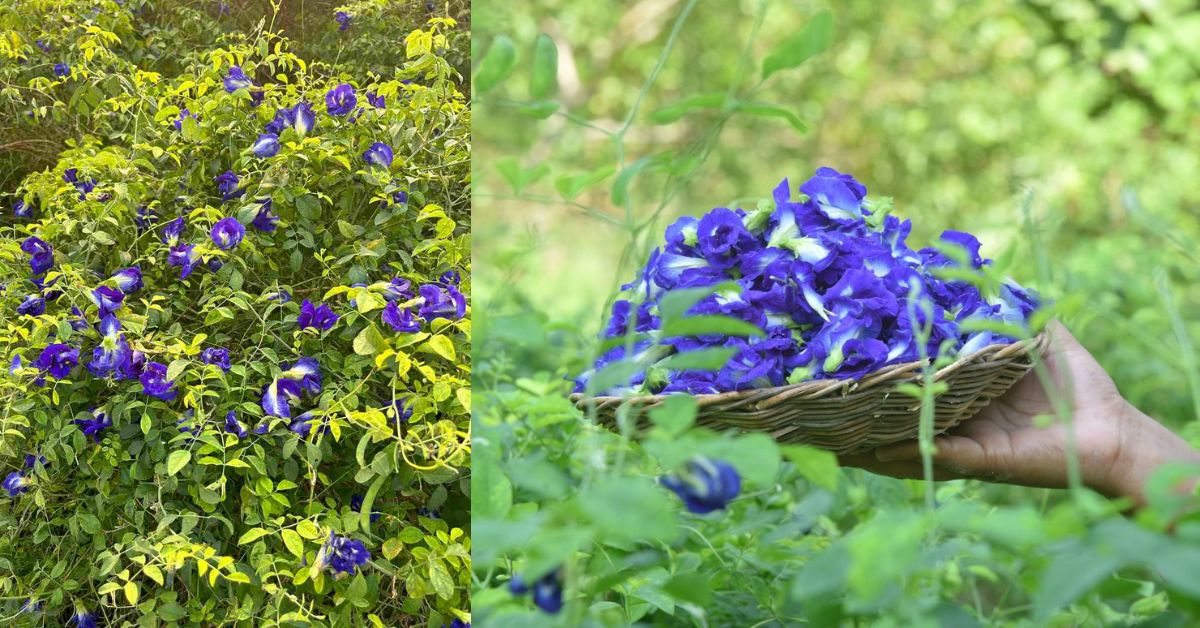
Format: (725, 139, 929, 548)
(251, 198, 278, 231)
(88, 316, 134, 380)
(281, 357, 322, 394)
(251, 133, 280, 158)
(21, 236, 53, 275)
(335, 10, 352, 30)
(417, 284, 467, 321)
(201, 347, 231, 370)
(211, 216, 245, 249)
(362, 142, 393, 168)
(3, 471, 30, 497)
(382, 301, 421, 332)
(173, 107, 199, 131)
(223, 65, 254, 93)
(391, 190, 408, 206)
(316, 532, 371, 575)
(23, 454, 47, 469)
(326, 84, 357, 116)
(160, 216, 185, 245)
(224, 410, 248, 438)
(90, 285, 125, 317)
(53, 63, 69, 77)
(383, 277, 413, 302)
(696, 207, 753, 268)
(73, 409, 112, 443)
(661, 456, 741, 514)
(215, 171, 244, 201)
(288, 410, 323, 436)
(389, 398, 413, 429)
(36, 39, 51, 53)
(510, 570, 564, 614)
(297, 299, 339, 330)
(168, 244, 203, 279)
(262, 378, 303, 418)
(13, 199, 32, 218)
(365, 91, 384, 108)
(34, 343, 78, 379)
(140, 362, 177, 401)
(111, 266, 143, 293)
(268, 290, 292, 303)
(136, 205, 157, 232)
(70, 609, 97, 628)
(267, 102, 316, 137)
(17, 295, 45, 316)
(799, 166, 868, 224)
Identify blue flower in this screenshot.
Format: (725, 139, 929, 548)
(382, 301, 420, 332)
(350, 494, 382, 522)
(73, 409, 112, 443)
(140, 362, 177, 401)
(201, 347, 231, 370)
(90, 285, 125, 317)
(36, 39, 51, 53)
(23, 454, 47, 469)
(87, 316, 134, 380)
(211, 216, 246, 249)
(288, 411, 328, 436)
(13, 199, 32, 218)
(335, 10, 352, 30)
(282, 357, 322, 394)
(53, 63, 70, 77)
(269, 102, 317, 137)
(135, 205, 157, 232)
(661, 456, 741, 514)
(391, 189, 408, 206)
(268, 289, 292, 303)
(417, 284, 466, 321)
(2, 471, 30, 497)
(799, 166, 868, 224)
(18, 598, 42, 614)
(251, 198, 278, 231)
(168, 244, 203, 279)
(111, 266, 143, 293)
(251, 133, 280, 158)
(223, 65, 254, 93)
(215, 171, 244, 201)
(17, 295, 45, 316)
(388, 398, 413, 429)
(325, 84, 357, 116)
(362, 142, 393, 168)
(383, 277, 413, 302)
(262, 378, 303, 418)
(696, 207, 753, 268)
(224, 410, 248, 438)
(70, 608, 97, 628)
(510, 570, 564, 614)
(317, 532, 371, 575)
(21, 236, 53, 275)
(440, 270, 461, 285)
(173, 107, 199, 131)
(602, 299, 658, 338)
(160, 216, 185, 246)
(62, 169, 98, 200)
(365, 90, 384, 108)
(297, 299, 339, 330)
(34, 343, 78, 379)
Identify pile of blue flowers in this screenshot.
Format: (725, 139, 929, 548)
(576, 167, 1039, 395)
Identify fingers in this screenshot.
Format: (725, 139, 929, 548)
(838, 445, 968, 481)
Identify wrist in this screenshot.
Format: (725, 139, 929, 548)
(1103, 400, 1200, 505)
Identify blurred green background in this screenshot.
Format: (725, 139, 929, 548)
(474, 0, 1200, 435)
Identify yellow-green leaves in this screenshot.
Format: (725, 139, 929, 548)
(281, 529, 304, 558)
(166, 450, 191, 476)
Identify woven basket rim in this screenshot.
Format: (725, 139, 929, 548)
(571, 331, 1050, 408)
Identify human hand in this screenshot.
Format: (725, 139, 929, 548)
(839, 322, 1200, 505)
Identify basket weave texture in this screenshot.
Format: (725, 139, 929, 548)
(572, 333, 1050, 455)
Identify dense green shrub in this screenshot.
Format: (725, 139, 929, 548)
(1, 2, 470, 626)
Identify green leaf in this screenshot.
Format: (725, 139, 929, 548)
(353, 325, 387, 356)
(579, 476, 677, 542)
(140, 412, 152, 435)
(732, 102, 808, 134)
(238, 527, 271, 545)
(428, 560, 454, 599)
(143, 564, 165, 586)
(282, 529, 305, 558)
(360, 474, 385, 535)
(762, 10, 834, 78)
(426, 335, 457, 362)
(166, 358, 189, 382)
(167, 450, 191, 476)
(124, 581, 139, 605)
(473, 447, 512, 520)
(660, 314, 764, 338)
(648, 395, 697, 437)
(781, 444, 840, 491)
(530, 33, 558, 99)
(474, 34, 517, 93)
(611, 155, 654, 208)
(495, 158, 549, 196)
(646, 92, 725, 124)
(296, 520, 322, 540)
(554, 165, 615, 200)
(656, 347, 738, 372)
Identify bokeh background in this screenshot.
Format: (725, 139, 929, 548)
(474, 0, 1200, 435)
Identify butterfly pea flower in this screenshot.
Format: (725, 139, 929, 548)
(21, 236, 54, 276)
(17, 295, 45, 316)
(262, 378, 303, 418)
(389, 398, 413, 428)
(602, 299, 658, 338)
(215, 170, 244, 202)
(382, 301, 420, 332)
(173, 107, 199, 131)
(250, 197, 278, 231)
(88, 315, 134, 379)
(160, 216, 185, 245)
(315, 532, 370, 575)
(510, 569, 564, 614)
(2, 471, 31, 497)
(73, 409, 112, 443)
(63, 169, 97, 200)
(19, 598, 42, 614)
(440, 270, 461, 285)
(282, 357, 321, 394)
(211, 216, 245, 249)
(168, 243, 203, 279)
(201, 347, 231, 370)
(36, 39, 51, 53)
(224, 410, 249, 438)
(140, 362, 177, 401)
(252, 421, 271, 435)
(297, 299, 339, 330)
(53, 63, 69, 77)
(251, 133, 280, 158)
(70, 608, 97, 628)
(362, 142, 393, 169)
(383, 277, 413, 302)
(288, 410, 327, 436)
(364, 90, 385, 108)
(335, 10, 352, 30)
(268, 289, 292, 303)
(223, 65, 254, 93)
(417, 284, 467, 321)
(800, 166, 869, 224)
(661, 456, 741, 514)
(416, 506, 440, 519)
(23, 453, 47, 469)
(34, 343, 78, 379)
(111, 266, 143, 294)
(350, 494, 382, 522)
(13, 199, 31, 218)
(90, 285, 125, 317)
(325, 84, 357, 116)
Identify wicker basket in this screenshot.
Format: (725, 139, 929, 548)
(571, 333, 1050, 455)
